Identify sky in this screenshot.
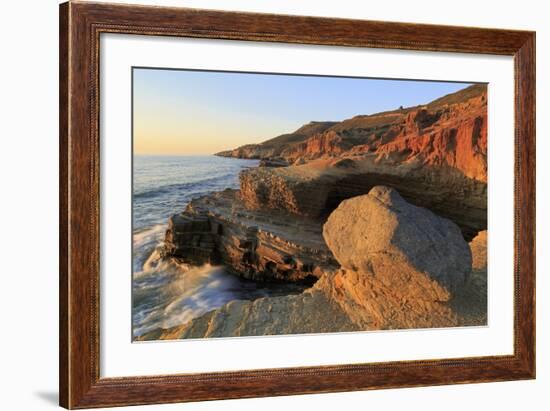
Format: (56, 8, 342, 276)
(133, 68, 472, 155)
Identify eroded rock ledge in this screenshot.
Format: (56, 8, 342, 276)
(240, 156, 486, 240)
(142, 187, 486, 340)
(163, 188, 337, 283)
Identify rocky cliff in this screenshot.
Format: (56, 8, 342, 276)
(239, 155, 486, 240)
(233, 85, 487, 239)
(142, 187, 486, 340)
(216, 121, 337, 160)
(216, 84, 487, 181)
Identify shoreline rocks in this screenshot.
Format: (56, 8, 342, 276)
(239, 156, 486, 240)
(142, 187, 485, 340)
(163, 189, 337, 283)
(147, 84, 489, 340)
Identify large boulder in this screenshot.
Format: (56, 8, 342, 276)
(323, 186, 471, 302)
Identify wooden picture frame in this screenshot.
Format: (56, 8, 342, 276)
(59, 1, 535, 408)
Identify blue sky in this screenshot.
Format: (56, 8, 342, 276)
(133, 68, 472, 155)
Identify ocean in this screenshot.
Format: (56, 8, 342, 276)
(132, 155, 305, 338)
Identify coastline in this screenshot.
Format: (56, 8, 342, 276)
(138, 85, 489, 340)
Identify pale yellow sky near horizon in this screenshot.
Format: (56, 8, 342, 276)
(132, 68, 471, 155)
(133, 78, 302, 155)
(133, 111, 297, 155)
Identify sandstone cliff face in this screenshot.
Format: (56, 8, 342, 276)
(231, 85, 487, 239)
(282, 130, 354, 161)
(218, 85, 487, 182)
(239, 155, 486, 240)
(375, 95, 487, 182)
(216, 121, 337, 159)
(144, 187, 485, 340)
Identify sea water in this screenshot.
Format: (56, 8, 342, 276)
(132, 155, 305, 338)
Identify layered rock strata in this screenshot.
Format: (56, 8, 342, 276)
(217, 84, 487, 183)
(239, 156, 486, 240)
(163, 188, 336, 283)
(144, 187, 486, 340)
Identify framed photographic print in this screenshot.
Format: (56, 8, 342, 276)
(59, 1, 535, 408)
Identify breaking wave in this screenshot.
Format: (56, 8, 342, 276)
(132, 156, 305, 339)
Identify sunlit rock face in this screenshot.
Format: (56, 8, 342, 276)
(323, 186, 471, 302)
(145, 187, 484, 340)
(228, 85, 487, 240)
(145, 85, 489, 341)
(217, 84, 487, 184)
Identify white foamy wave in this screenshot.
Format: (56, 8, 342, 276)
(133, 264, 242, 336)
(133, 224, 166, 249)
(162, 265, 242, 328)
(133, 224, 167, 274)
